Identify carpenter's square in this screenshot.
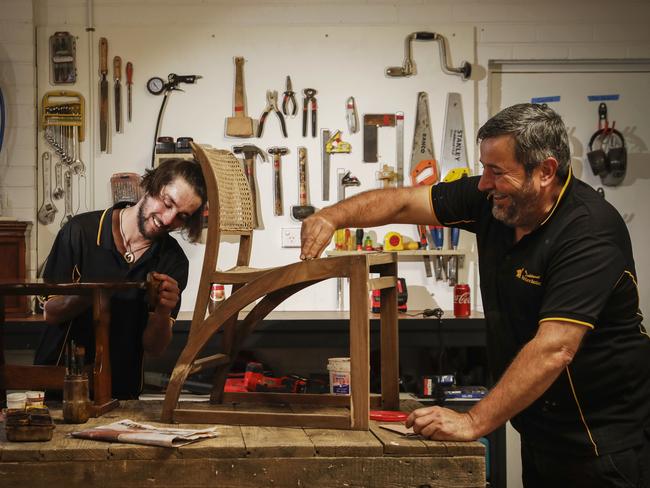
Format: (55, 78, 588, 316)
(98, 37, 109, 151)
(439, 92, 470, 285)
(113, 56, 122, 132)
(364, 112, 405, 186)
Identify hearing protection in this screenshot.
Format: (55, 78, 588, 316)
(586, 103, 627, 187)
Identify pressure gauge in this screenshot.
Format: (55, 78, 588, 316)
(146, 76, 165, 95)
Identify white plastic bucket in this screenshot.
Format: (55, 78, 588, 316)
(327, 357, 351, 395)
(6, 392, 26, 410)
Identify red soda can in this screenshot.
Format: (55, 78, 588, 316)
(453, 283, 471, 318)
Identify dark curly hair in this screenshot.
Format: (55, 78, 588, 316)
(140, 158, 207, 243)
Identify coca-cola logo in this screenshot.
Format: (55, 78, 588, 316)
(455, 292, 470, 304)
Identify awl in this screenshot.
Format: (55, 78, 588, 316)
(99, 37, 108, 151)
(113, 55, 122, 132)
(126, 61, 133, 122)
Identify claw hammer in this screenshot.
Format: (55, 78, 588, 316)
(233, 144, 267, 228)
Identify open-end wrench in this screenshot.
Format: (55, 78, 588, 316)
(70, 125, 85, 175)
(53, 161, 64, 199)
(37, 152, 57, 225)
(61, 169, 74, 227)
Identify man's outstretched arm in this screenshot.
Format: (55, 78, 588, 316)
(300, 185, 439, 259)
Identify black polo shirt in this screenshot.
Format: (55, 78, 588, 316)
(431, 171, 650, 456)
(34, 206, 188, 399)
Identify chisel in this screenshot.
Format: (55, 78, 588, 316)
(99, 37, 108, 151)
(113, 55, 122, 132)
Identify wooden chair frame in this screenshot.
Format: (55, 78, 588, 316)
(161, 144, 399, 430)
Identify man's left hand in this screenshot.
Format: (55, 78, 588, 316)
(406, 405, 479, 441)
(151, 272, 180, 315)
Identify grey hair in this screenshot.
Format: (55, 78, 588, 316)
(477, 103, 571, 180)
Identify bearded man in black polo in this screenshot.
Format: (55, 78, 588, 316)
(300, 103, 650, 487)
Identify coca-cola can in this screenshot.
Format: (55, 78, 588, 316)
(453, 283, 471, 318)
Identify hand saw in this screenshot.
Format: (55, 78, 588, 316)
(439, 92, 470, 286)
(409, 92, 437, 278)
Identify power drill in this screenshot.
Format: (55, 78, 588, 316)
(243, 362, 307, 393)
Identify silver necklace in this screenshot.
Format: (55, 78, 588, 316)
(119, 208, 151, 264)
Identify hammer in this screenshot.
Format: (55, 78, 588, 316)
(291, 147, 316, 221)
(267, 147, 289, 216)
(233, 144, 266, 228)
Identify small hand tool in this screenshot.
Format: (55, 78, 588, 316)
(346, 96, 359, 133)
(267, 147, 288, 216)
(257, 90, 287, 138)
(113, 55, 122, 132)
(225, 57, 254, 138)
(321, 129, 331, 200)
(430, 225, 446, 281)
(38, 152, 57, 225)
(61, 169, 73, 228)
(281, 76, 297, 117)
(302, 88, 317, 137)
(291, 147, 316, 221)
(98, 37, 108, 151)
(232, 144, 267, 228)
(385, 31, 471, 80)
(126, 61, 133, 122)
(336, 169, 361, 309)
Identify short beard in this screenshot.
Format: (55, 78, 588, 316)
(137, 195, 161, 241)
(490, 175, 539, 228)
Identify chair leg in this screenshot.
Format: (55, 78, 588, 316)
(349, 258, 369, 430)
(380, 275, 400, 411)
(209, 314, 238, 403)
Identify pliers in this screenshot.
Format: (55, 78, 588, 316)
(281, 76, 297, 117)
(257, 90, 287, 138)
(302, 88, 317, 137)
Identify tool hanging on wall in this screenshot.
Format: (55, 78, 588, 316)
(98, 37, 109, 152)
(346, 96, 359, 134)
(147, 72, 201, 167)
(41, 90, 86, 177)
(126, 62, 133, 122)
(257, 90, 287, 138)
(302, 88, 318, 137)
(110, 172, 142, 205)
(268, 147, 288, 216)
(282, 76, 297, 118)
(336, 169, 361, 310)
(37, 152, 57, 225)
(322, 129, 352, 201)
(377, 164, 397, 188)
(113, 56, 122, 133)
(232, 144, 267, 229)
(385, 31, 471, 80)
(225, 57, 254, 138)
(291, 147, 316, 221)
(363, 113, 405, 186)
(586, 102, 627, 187)
(439, 93, 471, 286)
(61, 169, 74, 228)
(409, 92, 438, 279)
(49, 31, 76, 84)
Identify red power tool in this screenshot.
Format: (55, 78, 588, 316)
(243, 362, 308, 393)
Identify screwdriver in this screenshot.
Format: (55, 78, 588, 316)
(356, 228, 364, 251)
(430, 225, 445, 281)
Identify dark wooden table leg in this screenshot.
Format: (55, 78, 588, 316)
(349, 257, 369, 430)
(90, 289, 118, 416)
(380, 259, 400, 411)
(0, 295, 6, 405)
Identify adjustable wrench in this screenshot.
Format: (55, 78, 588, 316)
(37, 152, 57, 225)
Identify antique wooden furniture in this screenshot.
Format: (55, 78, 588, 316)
(161, 144, 400, 429)
(0, 400, 486, 487)
(0, 279, 146, 416)
(0, 221, 31, 317)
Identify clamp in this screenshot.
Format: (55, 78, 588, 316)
(281, 76, 297, 117)
(302, 88, 317, 137)
(257, 90, 287, 138)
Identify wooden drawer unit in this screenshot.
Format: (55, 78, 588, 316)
(0, 221, 30, 317)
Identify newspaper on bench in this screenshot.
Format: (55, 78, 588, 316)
(70, 419, 218, 447)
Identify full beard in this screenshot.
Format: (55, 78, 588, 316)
(490, 177, 539, 228)
(137, 196, 167, 241)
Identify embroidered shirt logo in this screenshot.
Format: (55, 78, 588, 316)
(515, 267, 542, 286)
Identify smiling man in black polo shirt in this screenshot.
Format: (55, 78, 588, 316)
(300, 104, 650, 487)
(35, 159, 207, 400)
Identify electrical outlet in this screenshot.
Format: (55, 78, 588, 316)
(281, 227, 301, 248)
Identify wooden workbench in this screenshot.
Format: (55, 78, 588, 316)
(0, 400, 485, 487)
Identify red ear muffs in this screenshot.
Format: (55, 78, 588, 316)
(586, 128, 627, 186)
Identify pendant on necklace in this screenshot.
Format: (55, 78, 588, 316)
(124, 251, 135, 264)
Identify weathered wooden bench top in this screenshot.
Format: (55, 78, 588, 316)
(0, 399, 485, 487)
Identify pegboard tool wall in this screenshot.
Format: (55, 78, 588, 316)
(35, 23, 476, 312)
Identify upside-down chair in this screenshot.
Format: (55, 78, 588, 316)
(160, 143, 400, 430)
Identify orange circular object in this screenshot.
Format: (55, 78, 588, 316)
(370, 410, 408, 422)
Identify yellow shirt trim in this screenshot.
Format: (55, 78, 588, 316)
(566, 366, 600, 456)
(96, 208, 111, 246)
(539, 166, 572, 227)
(539, 317, 594, 329)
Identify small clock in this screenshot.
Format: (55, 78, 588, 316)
(146, 76, 165, 95)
